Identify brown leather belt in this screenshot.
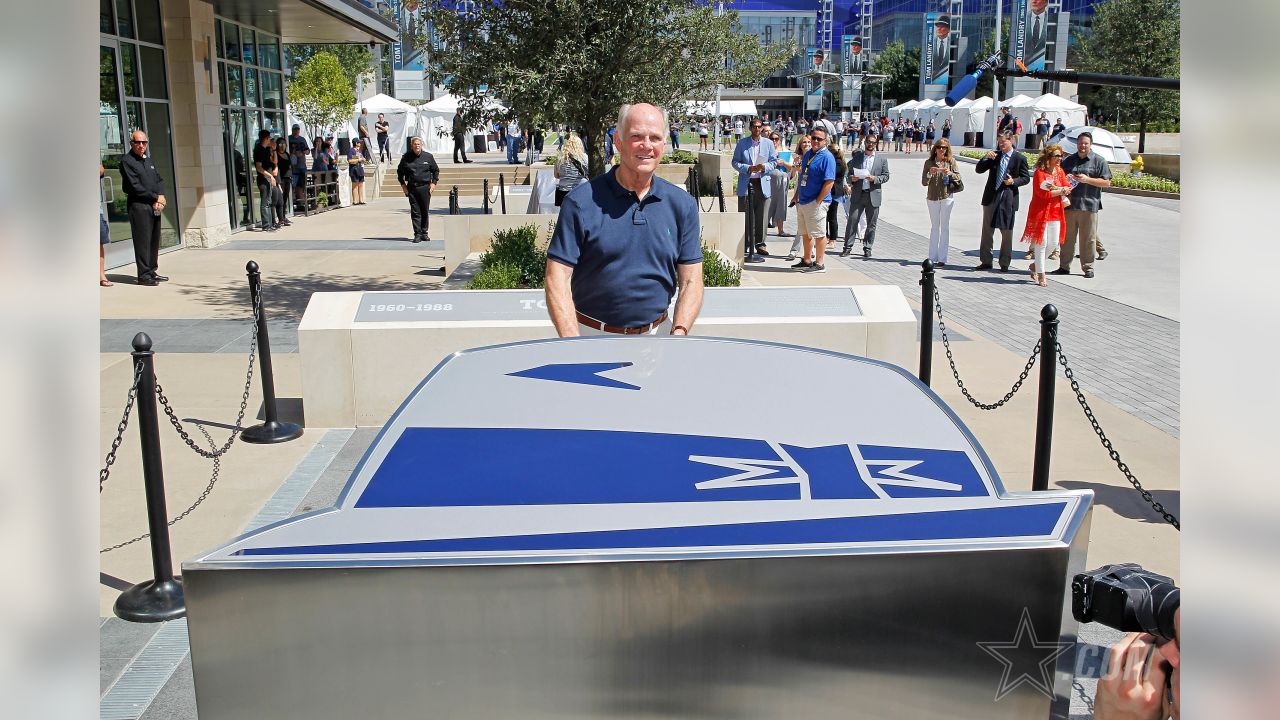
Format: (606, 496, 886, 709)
(576, 311, 667, 335)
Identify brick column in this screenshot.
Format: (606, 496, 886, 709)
(163, 0, 232, 248)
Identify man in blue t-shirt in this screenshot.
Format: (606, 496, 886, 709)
(546, 103, 704, 336)
(788, 124, 836, 273)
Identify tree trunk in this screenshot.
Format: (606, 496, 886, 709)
(1137, 114, 1148, 155)
(583, 127, 607, 178)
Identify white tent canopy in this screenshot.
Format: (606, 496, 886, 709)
(933, 97, 972, 131)
(414, 94, 508, 154)
(915, 99, 946, 125)
(340, 93, 419, 156)
(1010, 93, 1088, 137)
(951, 96, 994, 134)
(889, 100, 921, 118)
(685, 100, 759, 118)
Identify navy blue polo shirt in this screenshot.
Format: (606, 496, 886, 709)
(548, 167, 702, 328)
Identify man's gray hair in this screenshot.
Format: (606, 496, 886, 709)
(616, 103, 669, 136)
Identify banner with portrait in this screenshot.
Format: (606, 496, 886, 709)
(1007, 0, 1058, 73)
(920, 12, 951, 87)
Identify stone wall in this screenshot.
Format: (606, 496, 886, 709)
(163, 0, 233, 249)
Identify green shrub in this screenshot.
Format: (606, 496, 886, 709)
(701, 244, 741, 287)
(467, 259, 523, 289)
(662, 149, 700, 165)
(475, 223, 547, 288)
(1110, 171, 1179, 194)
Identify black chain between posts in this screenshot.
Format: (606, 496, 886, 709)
(100, 422, 223, 554)
(929, 280, 1180, 530)
(155, 291, 260, 460)
(933, 284, 1042, 410)
(1055, 343, 1181, 530)
(99, 293, 262, 552)
(99, 360, 144, 493)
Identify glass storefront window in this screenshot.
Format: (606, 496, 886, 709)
(244, 68, 259, 107)
(120, 42, 139, 97)
(225, 64, 243, 105)
(144, 101, 180, 249)
(140, 45, 167, 99)
(115, 0, 134, 38)
(264, 111, 285, 138)
(261, 71, 282, 109)
(241, 29, 256, 66)
(102, 1, 179, 261)
(126, 100, 142, 138)
(258, 35, 280, 70)
(135, 0, 163, 44)
(216, 16, 287, 233)
(221, 20, 239, 61)
(101, 0, 115, 34)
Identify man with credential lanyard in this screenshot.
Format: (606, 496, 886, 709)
(788, 123, 836, 273)
(546, 103, 704, 337)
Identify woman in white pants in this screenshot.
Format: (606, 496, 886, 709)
(1020, 144, 1071, 287)
(921, 139, 962, 267)
(786, 135, 810, 260)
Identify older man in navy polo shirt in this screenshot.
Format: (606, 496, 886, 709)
(546, 103, 704, 337)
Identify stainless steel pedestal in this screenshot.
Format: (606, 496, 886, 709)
(185, 337, 1092, 719)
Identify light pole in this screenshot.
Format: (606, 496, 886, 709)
(985, 3, 1003, 149)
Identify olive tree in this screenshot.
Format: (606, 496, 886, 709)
(424, 0, 794, 176)
(288, 52, 353, 138)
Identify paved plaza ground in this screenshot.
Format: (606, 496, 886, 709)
(99, 150, 1178, 719)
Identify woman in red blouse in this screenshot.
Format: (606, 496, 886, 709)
(1021, 143, 1072, 287)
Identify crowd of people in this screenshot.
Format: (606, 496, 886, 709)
(720, 112, 1112, 285)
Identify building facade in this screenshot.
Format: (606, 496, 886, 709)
(99, 0, 395, 267)
(726, 0, 1104, 115)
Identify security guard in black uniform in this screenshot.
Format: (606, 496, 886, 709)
(396, 136, 440, 243)
(119, 130, 168, 285)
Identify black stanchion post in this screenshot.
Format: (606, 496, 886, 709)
(483, 178, 490, 214)
(499, 173, 507, 214)
(114, 333, 185, 622)
(919, 260, 935, 386)
(744, 181, 764, 263)
(241, 261, 303, 444)
(1032, 304, 1059, 491)
(715, 177, 726, 212)
(452, 185, 460, 214)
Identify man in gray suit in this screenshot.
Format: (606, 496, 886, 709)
(732, 118, 778, 261)
(841, 136, 890, 259)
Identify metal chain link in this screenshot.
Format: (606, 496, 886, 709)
(934, 284, 1041, 410)
(100, 422, 223, 553)
(1055, 344, 1181, 530)
(99, 360, 145, 492)
(154, 293, 260, 459)
(100, 293, 263, 552)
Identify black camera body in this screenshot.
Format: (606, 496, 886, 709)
(1072, 563, 1179, 642)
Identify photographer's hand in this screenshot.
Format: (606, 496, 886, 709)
(1095, 633, 1169, 720)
